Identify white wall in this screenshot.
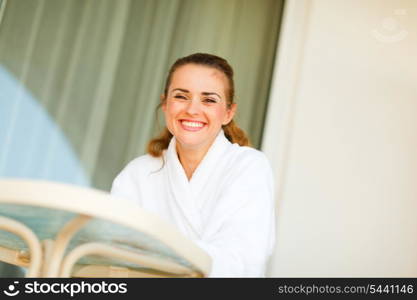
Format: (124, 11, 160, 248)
(263, 0, 417, 276)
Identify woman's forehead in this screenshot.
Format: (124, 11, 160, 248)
(169, 64, 228, 94)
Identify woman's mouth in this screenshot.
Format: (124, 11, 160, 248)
(179, 119, 206, 132)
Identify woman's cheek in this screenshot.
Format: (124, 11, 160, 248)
(167, 101, 183, 116)
(212, 107, 228, 125)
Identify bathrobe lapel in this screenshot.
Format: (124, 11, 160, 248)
(189, 130, 231, 208)
(166, 136, 202, 238)
(165, 130, 231, 239)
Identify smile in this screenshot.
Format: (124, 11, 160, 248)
(179, 120, 206, 131)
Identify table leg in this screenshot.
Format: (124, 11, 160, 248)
(0, 216, 42, 277)
(41, 239, 54, 277)
(0, 246, 29, 267)
(44, 214, 91, 277)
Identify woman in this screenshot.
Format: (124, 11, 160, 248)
(111, 53, 275, 277)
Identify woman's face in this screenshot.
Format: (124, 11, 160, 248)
(162, 64, 236, 152)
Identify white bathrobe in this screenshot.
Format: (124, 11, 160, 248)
(111, 130, 275, 277)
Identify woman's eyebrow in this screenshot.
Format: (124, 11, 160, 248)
(172, 88, 189, 93)
(202, 92, 221, 99)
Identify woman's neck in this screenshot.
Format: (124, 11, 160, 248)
(176, 142, 211, 181)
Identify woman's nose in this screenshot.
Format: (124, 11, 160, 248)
(185, 98, 201, 115)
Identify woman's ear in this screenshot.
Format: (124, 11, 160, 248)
(223, 103, 237, 125)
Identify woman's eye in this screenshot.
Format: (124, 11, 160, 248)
(174, 95, 187, 100)
(204, 98, 217, 103)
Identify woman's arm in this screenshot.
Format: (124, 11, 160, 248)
(110, 160, 143, 206)
(193, 153, 276, 277)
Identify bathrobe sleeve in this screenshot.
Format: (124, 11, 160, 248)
(110, 158, 144, 206)
(193, 152, 276, 277)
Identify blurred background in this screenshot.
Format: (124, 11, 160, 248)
(0, 0, 282, 190)
(1, 0, 417, 277)
(0, 0, 283, 276)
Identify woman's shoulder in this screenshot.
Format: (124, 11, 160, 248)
(221, 144, 274, 184)
(230, 144, 271, 169)
(219, 145, 274, 208)
(119, 154, 163, 176)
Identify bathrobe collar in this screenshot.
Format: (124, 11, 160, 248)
(165, 130, 232, 237)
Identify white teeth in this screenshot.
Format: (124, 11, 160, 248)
(181, 121, 204, 128)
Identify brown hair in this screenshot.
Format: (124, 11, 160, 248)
(147, 53, 250, 157)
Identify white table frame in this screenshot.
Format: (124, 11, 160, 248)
(0, 179, 211, 278)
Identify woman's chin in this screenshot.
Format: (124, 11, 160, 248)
(175, 133, 213, 151)
(176, 137, 205, 149)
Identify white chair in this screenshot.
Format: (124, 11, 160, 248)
(0, 179, 211, 278)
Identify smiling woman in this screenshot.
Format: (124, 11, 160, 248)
(162, 62, 237, 179)
(111, 53, 276, 277)
(148, 54, 249, 178)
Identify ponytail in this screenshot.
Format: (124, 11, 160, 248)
(223, 120, 251, 147)
(147, 128, 172, 157)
